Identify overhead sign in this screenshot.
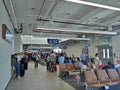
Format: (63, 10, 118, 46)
(112, 25, 120, 30)
(47, 39, 59, 44)
(102, 41, 107, 45)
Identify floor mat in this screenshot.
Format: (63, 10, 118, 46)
(59, 75, 85, 90)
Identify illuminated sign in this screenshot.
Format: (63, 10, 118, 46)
(47, 39, 59, 44)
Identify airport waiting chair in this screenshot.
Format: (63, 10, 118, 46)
(96, 70, 118, 86)
(84, 70, 105, 90)
(117, 68, 120, 76)
(67, 63, 75, 71)
(59, 64, 69, 77)
(67, 63, 80, 75)
(87, 62, 93, 69)
(107, 69, 120, 83)
(59, 64, 67, 72)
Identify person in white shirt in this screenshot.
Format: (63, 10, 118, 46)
(94, 53, 100, 68)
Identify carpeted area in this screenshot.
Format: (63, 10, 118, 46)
(59, 75, 85, 90)
(59, 74, 120, 90)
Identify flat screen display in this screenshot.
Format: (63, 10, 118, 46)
(2, 24, 13, 43)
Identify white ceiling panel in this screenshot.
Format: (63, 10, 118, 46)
(56, 2, 84, 18)
(3, 0, 120, 45)
(12, 0, 27, 19)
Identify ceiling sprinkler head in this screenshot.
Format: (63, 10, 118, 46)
(49, 19, 54, 25)
(108, 25, 112, 31)
(31, 8, 35, 10)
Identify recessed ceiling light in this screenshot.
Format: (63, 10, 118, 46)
(65, 12, 71, 15)
(31, 8, 35, 10)
(28, 24, 31, 26)
(24, 35, 30, 37)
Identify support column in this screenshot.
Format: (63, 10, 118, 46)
(14, 34, 22, 53)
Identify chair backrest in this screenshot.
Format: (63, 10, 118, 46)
(107, 69, 120, 81)
(59, 64, 67, 72)
(87, 62, 93, 69)
(97, 70, 110, 83)
(67, 63, 75, 71)
(74, 62, 77, 68)
(81, 65, 88, 72)
(117, 69, 120, 76)
(85, 70, 98, 84)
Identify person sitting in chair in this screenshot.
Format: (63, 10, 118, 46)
(102, 61, 114, 70)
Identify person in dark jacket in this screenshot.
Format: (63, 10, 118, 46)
(102, 61, 114, 70)
(21, 53, 28, 70)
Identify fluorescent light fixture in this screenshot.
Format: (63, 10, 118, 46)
(24, 35, 30, 37)
(65, 0, 120, 11)
(24, 35, 33, 38)
(48, 37, 90, 40)
(39, 33, 78, 38)
(37, 27, 117, 35)
(64, 37, 90, 40)
(31, 37, 35, 40)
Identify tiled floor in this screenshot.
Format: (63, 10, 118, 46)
(6, 61, 75, 90)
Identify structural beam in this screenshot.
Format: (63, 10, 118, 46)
(36, 27, 117, 35)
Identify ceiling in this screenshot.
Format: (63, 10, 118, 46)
(3, 0, 120, 47)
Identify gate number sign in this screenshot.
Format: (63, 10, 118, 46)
(47, 39, 59, 44)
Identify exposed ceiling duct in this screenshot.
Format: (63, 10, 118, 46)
(37, 18, 108, 28)
(32, 0, 46, 30)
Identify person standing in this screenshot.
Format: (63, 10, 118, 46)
(14, 53, 21, 80)
(46, 53, 50, 71)
(21, 53, 28, 70)
(11, 54, 16, 76)
(58, 53, 65, 64)
(80, 51, 87, 66)
(35, 53, 39, 69)
(49, 51, 56, 72)
(94, 53, 100, 68)
(32, 53, 38, 69)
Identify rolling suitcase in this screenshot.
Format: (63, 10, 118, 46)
(20, 64, 25, 77)
(53, 64, 57, 72)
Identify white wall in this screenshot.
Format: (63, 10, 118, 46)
(63, 38, 111, 58)
(111, 35, 120, 57)
(62, 41, 97, 57)
(0, 0, 14, 90)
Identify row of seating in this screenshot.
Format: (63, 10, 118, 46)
(59, 63, 88, 73)
(59, 63, 75, 72)
(84, 69, 120, 89)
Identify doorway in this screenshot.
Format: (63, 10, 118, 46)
(98, 45, 113, 64)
